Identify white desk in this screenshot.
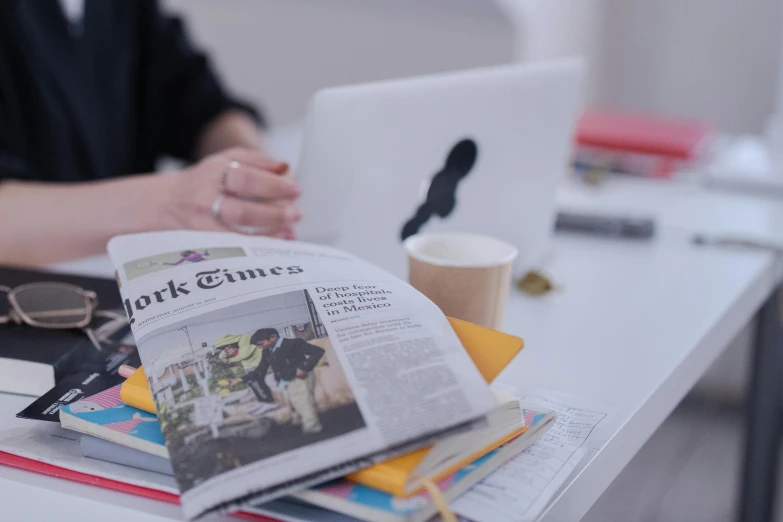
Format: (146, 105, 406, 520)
(0, 396, 220, 522)
(503, 177, 783, 521)
(2, 177, 782, 522)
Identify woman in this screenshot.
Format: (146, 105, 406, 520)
(0, 0, 301, 266)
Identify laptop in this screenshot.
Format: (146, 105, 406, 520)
(296, 60, 584, 276)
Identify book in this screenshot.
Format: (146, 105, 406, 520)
(0, 327, 79, 397)
(80, 434, 173, 475)
(346, 389, 528, 497)
(577, 108, 714, 160)
(0, 266, 126, 396)
(250, 499, 361, 521)
(54, 395, 552, 522)
(119, 316, 523, 415)
(0, 422, 280, 522)
(293, 405, 553, 522)
(59, 384, 167, 458)
(574, 145, 684, 178)
(574, 109, 715, 179)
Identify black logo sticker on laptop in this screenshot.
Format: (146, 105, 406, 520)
(401, 138, 478, 241)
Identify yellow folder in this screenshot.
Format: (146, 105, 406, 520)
(119, 365, 156, 414)
(445, 316, 523, 383)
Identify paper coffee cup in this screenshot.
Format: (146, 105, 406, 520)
(404, 233, 518, 330)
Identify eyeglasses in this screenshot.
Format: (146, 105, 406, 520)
(0, 282, 129, 351)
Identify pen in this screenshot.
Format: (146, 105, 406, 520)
(692, 234, 783, 254)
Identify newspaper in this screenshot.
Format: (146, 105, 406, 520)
(107, 231, 497, 520)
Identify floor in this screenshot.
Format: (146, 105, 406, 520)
(582, 394, 782, 522)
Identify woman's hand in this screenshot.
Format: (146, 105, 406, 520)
(160, 147, 302, 239)
(0, 147, 302, 266)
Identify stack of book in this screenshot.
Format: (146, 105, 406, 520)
(574, 108, 715, 179)
(50, 319, 555, 522)
(1, 234, 558, 521)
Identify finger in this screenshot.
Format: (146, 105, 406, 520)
(218, 197, 302, 230)
(267, 227, 296, 240)
(222, 148, 289, 174)
(223, 166, 300, 200)
(199, 214, 295, 239)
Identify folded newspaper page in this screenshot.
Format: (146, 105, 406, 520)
(107, 231, 497, 520)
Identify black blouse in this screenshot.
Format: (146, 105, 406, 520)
(0, 0, 262, 183)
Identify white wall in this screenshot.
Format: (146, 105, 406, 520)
(596, 0, 783, 133)
(493, 0, 607, 103)
(164, 0, 514, 128)
(165, 0, 782, 133)
(495, 0, 783, 133)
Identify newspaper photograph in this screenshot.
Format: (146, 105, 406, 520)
(107, 231, 497, 520)
(123, 246, 247, 281)
(147, 290, 366, 491)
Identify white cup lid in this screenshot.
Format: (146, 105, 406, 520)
(404, 232, 518, 268)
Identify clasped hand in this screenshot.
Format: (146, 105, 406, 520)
(162, 148, 302, 239)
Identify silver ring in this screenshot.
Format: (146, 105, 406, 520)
(211, 194, 225, 222)
(220, 160, 241, 190)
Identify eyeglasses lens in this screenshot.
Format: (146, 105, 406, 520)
(12, 285, 91, 327)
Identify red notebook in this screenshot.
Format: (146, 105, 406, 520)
(0, 450, 278, 522)
(576, 108, 713, 160)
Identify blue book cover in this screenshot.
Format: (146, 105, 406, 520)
(80, 434, 174, 476)
(59, 384, 167, 458)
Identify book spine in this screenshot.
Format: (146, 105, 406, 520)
(573, 145, 689, 178)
